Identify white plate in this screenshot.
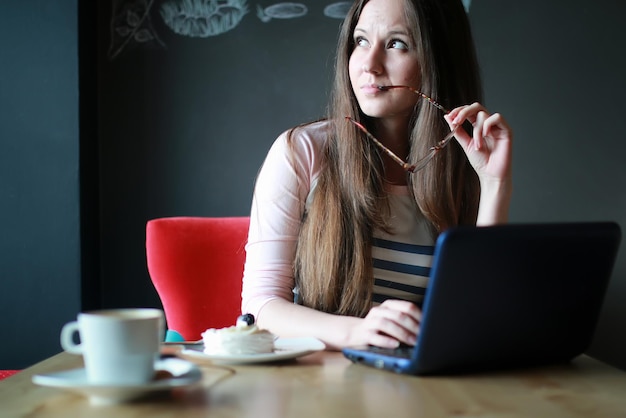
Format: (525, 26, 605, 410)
(32, 357, 202, 406)
(181, 337, 325, 364)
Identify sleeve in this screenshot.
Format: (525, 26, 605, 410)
(241, 125, 323, 318)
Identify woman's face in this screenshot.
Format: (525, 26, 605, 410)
(349, 0, 421, 122)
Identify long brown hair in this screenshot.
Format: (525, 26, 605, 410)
(294, 0, 482, 317)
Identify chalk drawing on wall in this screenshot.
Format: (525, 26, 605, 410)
(257, 2, 308, 23)
(109, 0, 166, 60)
(109, 0, 470, 52)
(323, 2, 351, 19)
(161, 0, 249, 37)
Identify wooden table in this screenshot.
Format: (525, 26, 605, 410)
(2, 350, 626, 417)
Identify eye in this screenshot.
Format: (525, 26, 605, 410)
(388, 39, 409, 50)
(354, 36, 370, 48)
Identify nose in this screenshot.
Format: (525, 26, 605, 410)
(362, 47, 383, 74)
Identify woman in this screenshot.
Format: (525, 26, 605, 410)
(241, 0, 513, 350)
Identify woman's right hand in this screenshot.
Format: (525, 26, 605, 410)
(349, 300, 422, 348)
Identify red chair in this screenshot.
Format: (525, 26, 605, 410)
(0, 370, 19, 380)
(146, 216, 249, 341)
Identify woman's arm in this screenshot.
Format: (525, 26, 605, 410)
(257, 298, 420, 350)
(241, 127, 315, 321)
(476, 177, 512, 225)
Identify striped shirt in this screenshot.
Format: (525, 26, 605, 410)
(372, 185, 435, 306)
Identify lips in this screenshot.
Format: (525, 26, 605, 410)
(360, 84, 385, 95)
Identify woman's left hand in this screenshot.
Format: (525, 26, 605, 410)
(444, 102, 513, 183)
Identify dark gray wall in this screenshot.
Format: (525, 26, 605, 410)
(0, 0, 81, 369)
(470, 1, 626, 369)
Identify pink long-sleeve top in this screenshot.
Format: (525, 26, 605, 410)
(242, 120, 435, 319)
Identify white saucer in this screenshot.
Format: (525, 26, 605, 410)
(32, 357, 202, 405)
(181, 337, 325, 364)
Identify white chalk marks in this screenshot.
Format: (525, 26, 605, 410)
(108, 0, 166, 60)
(257, 3, 308, 23)
(160, 0, 250, 37)
(323, 2, 351, 19)
(106, 1, 380, 58)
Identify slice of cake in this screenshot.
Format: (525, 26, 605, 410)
(201, 314, 275, 355)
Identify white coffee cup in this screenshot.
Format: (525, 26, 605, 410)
(60, 308, 164, 385)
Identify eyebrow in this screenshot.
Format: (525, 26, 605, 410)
(353, 27, 411, 37)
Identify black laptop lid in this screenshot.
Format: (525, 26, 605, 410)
(411, 222, 621, 375)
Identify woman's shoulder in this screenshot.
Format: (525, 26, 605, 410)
(263, 120, 331, 182)
(269, 119, 331, 166)
(278, 119, 332, 150)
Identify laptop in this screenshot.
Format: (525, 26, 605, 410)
(342, 222, 621, 375)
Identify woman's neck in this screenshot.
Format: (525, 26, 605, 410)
(373, 117, 411, 186)
(374, 117, 410, 152)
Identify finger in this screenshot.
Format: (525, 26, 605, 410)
(445, 113, 472, 151)
(450, 102, 486, 126)
(372, 304, 420, 345)
(482, 112, 510, 140)
(445, 106, 462, 122)
(379, 300, 422, 323)
(472, 110, 490, 151)
(446, 103, 484, 149)
(381, 322, 418, 346)
(366, 316, 417, 347)
(367, 332, 401, 349)
(369, 310, 420, 337)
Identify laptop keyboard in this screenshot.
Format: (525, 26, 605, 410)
(367, 345, 414, 359)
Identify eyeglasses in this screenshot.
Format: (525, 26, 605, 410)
(346, 85, 459, 173)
